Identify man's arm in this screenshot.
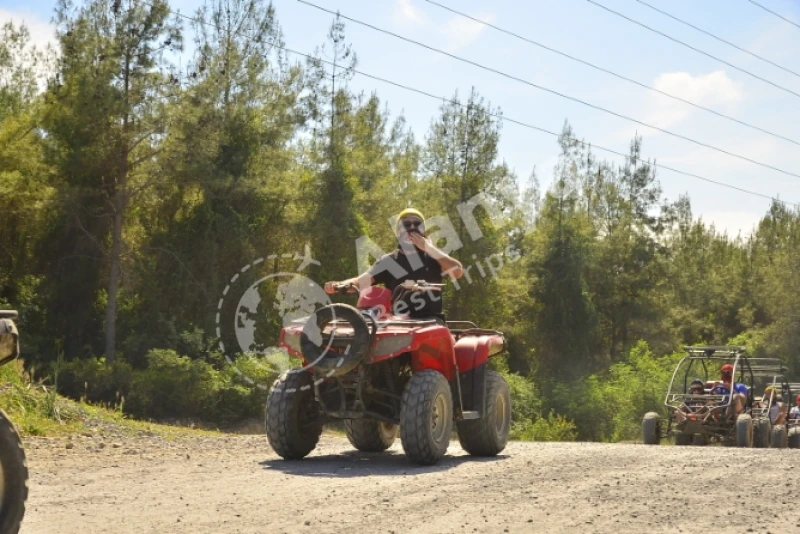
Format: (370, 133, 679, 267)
(324, 271, 374, 294)
(409, 233, 463, 279)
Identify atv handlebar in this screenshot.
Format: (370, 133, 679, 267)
(329, 280, 443, 295)
(331, 283, 359, 295)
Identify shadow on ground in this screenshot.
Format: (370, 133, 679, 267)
(260, 449, 509, 477)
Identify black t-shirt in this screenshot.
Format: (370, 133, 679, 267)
(368, 249, 443, 318)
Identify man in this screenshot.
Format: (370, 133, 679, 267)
(762, 386, 787, 426)
(324, 208, 463, 319)
(709, 364, 748, 417)
(675, 379, 708, 423)
(789, 396, 800, 421)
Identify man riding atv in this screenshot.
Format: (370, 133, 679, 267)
(324, 208, 463, 319)
(267, 208, 511, 465)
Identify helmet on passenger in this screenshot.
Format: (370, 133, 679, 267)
(689, 379, 704, 394)
(720, 364, 734, 380)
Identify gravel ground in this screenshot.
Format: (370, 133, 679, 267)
(18, 432, 800, 534)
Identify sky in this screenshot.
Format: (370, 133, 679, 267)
(3, 0, 800, 237)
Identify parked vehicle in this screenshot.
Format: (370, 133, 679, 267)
(786, 381, 800, 449)
(0, 310, 28, 533)
(265, 281, 511, 465)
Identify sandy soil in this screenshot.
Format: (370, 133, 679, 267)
(18, 432, 800, 534)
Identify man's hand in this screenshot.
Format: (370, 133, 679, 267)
(409, 231, 432, 253)
(323, 281, 339, 295)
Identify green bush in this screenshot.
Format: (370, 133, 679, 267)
(0, 360, 86, 435)
(553, 341, 682, 442)
(125, 349, 222, 420)
(512, 411, 578, 442)
(56, 357, 134, 405)
(493, 358, 577, 442)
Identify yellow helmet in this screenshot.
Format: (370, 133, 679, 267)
(397, 207, 425, 223)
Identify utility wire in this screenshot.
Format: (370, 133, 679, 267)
(298, 0, 800, 182)
(142, 1, 799, 207)
(425, 0, 800, 148)
(746, 0, 800, 31)
(584, 0, 800, 100)
(635, 0, 800, 79)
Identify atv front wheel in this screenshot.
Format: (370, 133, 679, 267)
(265, 371, 323, 460)
(457, 370, 511, 456)
(735, 414, 753, 448)
(788, 427, 800, 449)
(345, 419, 398, 452)
(400, 370, 453, 465)
(641, 412, 660, 445)
(753, 419, 771, 448)
(0, 410, 27, 534)
(771, 425, 788, 449)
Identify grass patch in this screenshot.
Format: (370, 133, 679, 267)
(0, 360, 220, 439)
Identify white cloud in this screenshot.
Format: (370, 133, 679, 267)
(394, 0, 426, 27)
(645, 70, 744, 130)
(440, 12, 494, 53)
(0, 8, 57, 53)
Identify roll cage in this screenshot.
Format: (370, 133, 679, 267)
(665, 346, 755, 414)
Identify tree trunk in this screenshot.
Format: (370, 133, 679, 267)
(104, 200, 124, 364)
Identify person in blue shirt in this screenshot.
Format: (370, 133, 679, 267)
(708, 364, 748, 417)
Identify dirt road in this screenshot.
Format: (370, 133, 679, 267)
(19, 432, 800, 533)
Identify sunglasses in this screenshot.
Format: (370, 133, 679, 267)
(401, 219, 424, 230)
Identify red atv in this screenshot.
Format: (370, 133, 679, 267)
(265, 280, 511, 465)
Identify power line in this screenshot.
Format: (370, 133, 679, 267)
(635, 0, 800, 79)
(425, 0, 800, 148)
(746, 0, 800, 31)
(583, 0, 800, 100)
(141, 0, 799, 207)
(298, 0, 800, 182)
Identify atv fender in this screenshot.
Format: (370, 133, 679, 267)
(453, 335, 504, 415)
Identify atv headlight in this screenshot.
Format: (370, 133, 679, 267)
(374, 334, 413, 357)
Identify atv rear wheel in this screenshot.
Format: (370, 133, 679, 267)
(771, 425, 788, 449)
(641, 412, 660, 445)
(400, 370, 453, 465)
(692, 434, 706, 446)
(0, 410, 27, 534)
(345, 419, 398, 452)
(753, 419, 772, 448)
(788, 427, 800, 449)
(457, 370, 511, 456)
(265, 371, 323, 460)
(735, 414, 753, 448)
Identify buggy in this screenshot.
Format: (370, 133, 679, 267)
(642, 346, 758, 447)
(749, 367, 791, 448)
(264, 281, 512, 465)
(0, 311, 28, 533)
(786, 381, 800, 449)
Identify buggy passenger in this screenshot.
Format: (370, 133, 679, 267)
(675, 379, 708, 423)
(789, 395, 800, 421)
(708, 364, 748, 417)
(758, 386, 787, 426)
